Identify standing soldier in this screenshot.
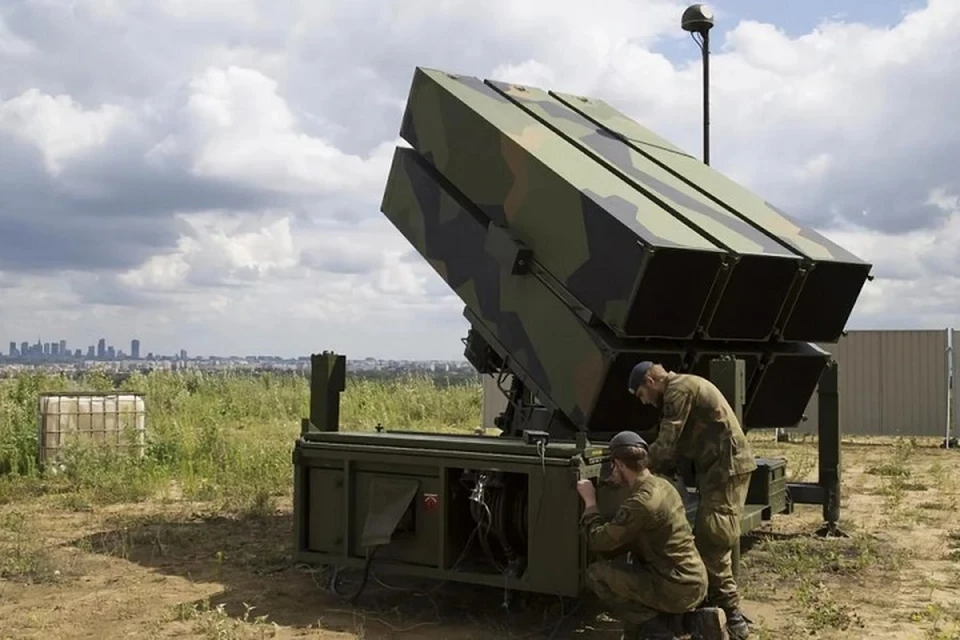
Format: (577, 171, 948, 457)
(627, 361, 755, 640)
(576, 430, 727, 640)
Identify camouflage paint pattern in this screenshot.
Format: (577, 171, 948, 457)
(645, 372, 757, 489)
(580, 473, 708, 623)
(488, 81, 798, 260)
(696, 472, 752, 611)
(641, 371, 756, 608)
(381, 65, 871, 429)
(552, 91, 873, 343)
(382, 146, 699, 430)
(550, 92, 864, 265)
(487, 80, 812, 342)
(381, 146, 602, 427)
(399, 66, 728, 340)
(379, 145, 831, 430)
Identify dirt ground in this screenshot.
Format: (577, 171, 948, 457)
(2, 436, 960, 640)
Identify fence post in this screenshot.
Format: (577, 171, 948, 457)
(948, 328, 955, 449)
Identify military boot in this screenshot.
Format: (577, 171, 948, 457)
(683, 606, 728, 639)
(722, 609, 750, 640)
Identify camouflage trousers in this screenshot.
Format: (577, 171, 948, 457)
(695, 470, 752, 611)
(584, 559, 707, 626)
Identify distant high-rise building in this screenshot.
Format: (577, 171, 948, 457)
(43, 343, 50, 356)
(107, 346, 115, 359)
(180, 349, 188, 360)
(51, 343, 59, 356)
(8, 342, 16, 357)
(87, 346, 95, 358)
(59, 339, 67, 354)
(20, 342, 28, 356)
(74, 349, 82, 358)
(97, 338, 106, 358)
(131, 339, 140, 359)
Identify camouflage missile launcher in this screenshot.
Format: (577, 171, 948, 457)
(389, 66, 870, 434)
(290, 66, 869, 602)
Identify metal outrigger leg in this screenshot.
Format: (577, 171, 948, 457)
(786, 359, 847, 538)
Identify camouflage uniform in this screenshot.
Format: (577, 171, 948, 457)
(643, 372, 756, 627)
(580, 472, 708, 633)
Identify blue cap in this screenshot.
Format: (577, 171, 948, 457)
(628, 361, 654, 394)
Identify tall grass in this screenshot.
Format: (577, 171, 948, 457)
(0, 369, 482, 513)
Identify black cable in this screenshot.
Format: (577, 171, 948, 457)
(328, 545, 379, 604)
(363, 520, 485, 597)
(690, 31, 704, 51)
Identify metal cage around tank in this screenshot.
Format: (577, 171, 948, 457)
(36, 391, 147, 465)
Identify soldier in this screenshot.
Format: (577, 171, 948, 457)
(576, 430, 727, 640)
(627, 361, 755, 640)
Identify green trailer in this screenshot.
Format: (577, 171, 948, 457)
(290, 66, 869, 601)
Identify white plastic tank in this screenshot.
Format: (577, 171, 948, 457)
(37, 392, 147, 464)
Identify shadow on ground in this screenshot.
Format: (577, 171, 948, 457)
(68, 509, 618, 639)
(740, 528, 812, 554)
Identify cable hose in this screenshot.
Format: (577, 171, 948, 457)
(328, 546, 379, 604)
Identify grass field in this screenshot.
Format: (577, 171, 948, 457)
(1, 369, 959, 639)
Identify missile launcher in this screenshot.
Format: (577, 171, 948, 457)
(290, 67, 870, 601)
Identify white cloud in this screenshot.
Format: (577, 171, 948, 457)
(1, 0, 959, 359)
(147, 65, 396, 196)
(38, 209, 459, 352)
(0, 90, 135, 175)
(113, 211, 299, 292)
(813, 185, 960, 331)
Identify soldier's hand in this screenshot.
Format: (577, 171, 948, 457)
(576, 479, 595, 503)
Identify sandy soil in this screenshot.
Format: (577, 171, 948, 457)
(2, 437, 959, 640)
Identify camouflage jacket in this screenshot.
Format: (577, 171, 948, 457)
(580, 473, 707, 586)
(646, 373, 757, 491)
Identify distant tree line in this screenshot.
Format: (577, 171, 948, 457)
(0, 366, 484, 392)
(348, 368, 481, 387)
(0, 367, 480, 389)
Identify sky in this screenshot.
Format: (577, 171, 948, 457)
(0, 0, 957, 361)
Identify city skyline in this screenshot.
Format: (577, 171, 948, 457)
(5, 335, 182, 361)
(0, 327, 473, 378)
(0, 330, 470, 363)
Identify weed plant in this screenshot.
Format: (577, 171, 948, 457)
(0, 369, 482, 514)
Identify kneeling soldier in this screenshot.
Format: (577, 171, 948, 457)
(577, 430, 727, 640)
